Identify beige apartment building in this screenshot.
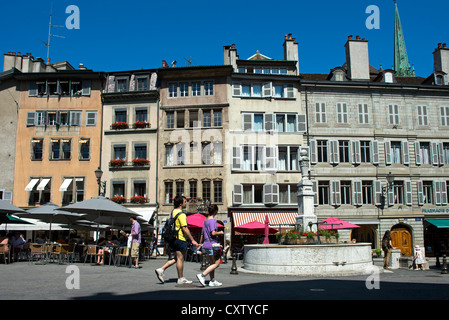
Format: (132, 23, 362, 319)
(101, 70, 159, 228)
(157, 64, 233, 232)
(9, 52, 105, 208)
(225, 34, 307, 240)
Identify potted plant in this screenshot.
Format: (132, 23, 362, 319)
(132, 158, 149, 166)
(111, 196, 126, 204)
(132, 121, 150, 129)
(372, 248, 382, 258)
(111, 122, 129, 130)
(110, 159, 125, 167)
(130, 196, 148, 203)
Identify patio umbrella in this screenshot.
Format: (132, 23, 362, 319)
(318, 217, 360, 230)
(0, 214, 33, 232)
(0, 200, 27, 214)
(263, 215, 270, 244)
(234, 220, 278, 235)
(187, 213, 224, 232)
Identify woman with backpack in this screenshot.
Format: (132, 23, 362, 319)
(382, 230, 394, 269)
(196, 204, 224, 287)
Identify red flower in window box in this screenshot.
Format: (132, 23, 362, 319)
(111, 196, 126, 204)
(130, 196, 148, 203)
(132, 158, 149, 166)
(110, 159, 125, 167)
(111, 122, 129, 130)
(132, 121, 150, 129)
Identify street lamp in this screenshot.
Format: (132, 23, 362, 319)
(95, 167, 106, 196)
(380, 172, 395, 210)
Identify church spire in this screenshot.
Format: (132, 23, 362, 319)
(394, 0, 415, 76)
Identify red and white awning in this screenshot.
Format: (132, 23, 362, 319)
(232, 211, 297, 229)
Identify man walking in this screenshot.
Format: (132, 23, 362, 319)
(155, 195, 199, 284)
(126, 216, 141, 269)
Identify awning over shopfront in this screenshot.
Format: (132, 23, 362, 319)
(426, 219, 449, 228)
(59, 178, 73, 192)
(232, 211, 297, 229)
(36, 178, 50, 191)
(25, 179, 39, 191)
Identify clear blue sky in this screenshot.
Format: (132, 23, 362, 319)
(1, 0, 447, 77)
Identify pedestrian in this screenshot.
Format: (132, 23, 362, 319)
(155, 195, 199, 284)
(382, 230, 393, 269)
(413, 245, 426, 270)
(123, 216, 141, 269)
(196, 204, 224, 287)
(150, 233, 161, 257)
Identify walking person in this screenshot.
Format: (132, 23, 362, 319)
(382, 230, 394, 269)
(155, 195, 199, 284)
(413, 245, 426, 270)
(150, 233, 161, 257)
(123, 216, 141, 269)
(196, 204, 224, 287)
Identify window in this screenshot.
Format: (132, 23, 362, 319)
(279, 184, 297, 204)
(166, 112, 174, 129)
(275, 114, 298, 132)
(317, 140, 328, 163)
(176, 143, 185, 165)
(116, 78, 128, 92)
(360, 141, 371, 163)
(203, 110, 211, 128)
(134, 181, 146, 198)
(62, 178, 84, 204)
(214, 181, 223, 203)
(441, 107, 449, 126)
(60, 112, 69, 126)
(277, 146, 299, 171)
(443, 143, 449, 165)
(86, 111, 97, 126)
(50, 139, 71, 160)
(192, 82, 201, 96)
(136, 77, 148, 91)
(340, 181, 351, 205)
(315, 103, 326, 123)
(391, 142, 402, 164)
(180, 83, 189, 97)
(165, 145, 174, 166)
(362, 181, 373, 205)
(202, 181, 211, 202)
(113, 181, 125, 197)
(336, 103, 348, 124)
(339, 141, 350, 163)
(189, 181, 197, 199)
(393, 181, 404, 205)
(204, 82, 214, 96)
(242, 185, 263, 204)
(358, 104, 369, 124)
(417, 105, 428, 126)
(177, 111, 185, 128)
(419, 142, 431, 164)
(176, 181, 184, 197)
(113, 144, 126, 160)
(422, 181, 433, 204)
(318, 181, 330, 205)
(115, 109, 127, 123)
(79, 139, 90, 160)
(28, 178, 51, 205)
(47, 112, 57, 126)
(189, 110, 199, 128)
(388, 104, 400, 125)
(169, 83, 177, 97)
(214, 110, 222, 127)
(135, 108, 148, 122)
(31, 139, 43, 160)
(134, 144, 147, 159)
(165, 182, 173, 204)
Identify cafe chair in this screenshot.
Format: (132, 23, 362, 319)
(0, 244, 10, 264)
(115, 246, 130, 267)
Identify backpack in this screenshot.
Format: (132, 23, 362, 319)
(161, 210, 182, 243)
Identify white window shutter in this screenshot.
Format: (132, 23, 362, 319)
(417, 181, 424, 206)
(312, 180, 318, 206)
(330, 180, 341, 206)
(232, 146, 242, 171)
(385, 141, 392, 165)
(82, 80, 91, 96)
(242, 113, 252, 131)
(3, 191, 12, 203)
(374, 180, 382, 206)
(272, 184, 279, 204)
(264, 146, 277, 171)
(264, 114, 275, 132)
(352, 140, 361, 164)
(438, 142, 444, 166)
(28, 82, 38, 97)
(263, 184, 273, 204)
(262, 82, 272, 97)
(26, 112, 36, 126)
(371, 140, 379, 164)
(309, 140, 317, 164)
(331, 140, 339, 164)
(441, 181, 448, 205)
(233, 184, 243, 205)
(415, 141, 422, 165)
(431, 142, 439, 166)
(232, 82, 242, 96)
(352, 180, 362, 206)
(388, 184, 394, 207)
(434, 180, 442, 205)
(297, 114, 307, 134)
(402, 141, 410, 165)
(405, 180, 412, 206)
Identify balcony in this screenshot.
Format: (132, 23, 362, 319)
(109, 159, 150, 171)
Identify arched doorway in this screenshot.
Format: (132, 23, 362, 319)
(391, 224, 413, 256)
(351, 225, 377, 249)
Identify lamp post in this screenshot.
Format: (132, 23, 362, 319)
(94, 167, 106, 196)
(380, 172, 395, 211)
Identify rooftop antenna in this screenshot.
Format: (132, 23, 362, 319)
(184, 57, 193, 66)
(39, 3, 65, 63)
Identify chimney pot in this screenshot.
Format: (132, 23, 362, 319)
(438, 43, 442, 48)
(356, 35, 361, 40)
(288, 33, 292, 40)
(348, 35, 353, 40)
(443, 43, 447, 48)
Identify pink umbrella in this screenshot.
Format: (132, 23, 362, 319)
(187, 213, 224, 232)
(263, 215, 270, 244)
(234, 220, 278, 235)
(319, 217, 360, 230)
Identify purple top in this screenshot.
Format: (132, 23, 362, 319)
(202, 218, 218, 250)
(131, 220, 141, 244)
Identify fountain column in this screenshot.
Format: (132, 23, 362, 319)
(296, 149, 317, 232)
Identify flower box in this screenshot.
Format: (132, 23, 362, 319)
(110, 159, 125, 167)
(111, 196, 126, 204)
(130, 196, 148, 203)
(132, 158, 149, 166)
(111, 122, 129, 130)
(132, 121, 150, 129)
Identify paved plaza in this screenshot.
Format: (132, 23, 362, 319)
(1, 256, 449, 304)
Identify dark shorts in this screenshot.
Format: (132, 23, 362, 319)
(168, 239, 188, 259)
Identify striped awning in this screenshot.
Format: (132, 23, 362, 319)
(232, 211, 297, 229)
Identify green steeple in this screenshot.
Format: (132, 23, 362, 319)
(394, 0, 415, 76)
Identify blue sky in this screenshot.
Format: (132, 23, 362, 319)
(1, 0, 447, 77)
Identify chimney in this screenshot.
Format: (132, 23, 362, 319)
(162, 60, 169, 68)
(223, 44, 238, 71)
(345, 35, 370, 81)
(283, 33, 299, 75)
(433, 42, 449, 77)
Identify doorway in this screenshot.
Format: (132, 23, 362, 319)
(351, 225, 377, 249)
(391, 225, 413, 256)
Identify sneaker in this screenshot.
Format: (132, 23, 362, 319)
(177, 277, 193, 284)
(196, 273, 206, 287)
(209, 280, 222, 287)
(155, 268, 164, 283)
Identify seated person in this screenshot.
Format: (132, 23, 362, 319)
(10, 232, 28, 261)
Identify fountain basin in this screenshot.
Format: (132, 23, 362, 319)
(242, 243, 374, 276)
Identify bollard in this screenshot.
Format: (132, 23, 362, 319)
(200, 254, 207, 271)
(230, 253, 238, 275)
(442, 255, 448, 274)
